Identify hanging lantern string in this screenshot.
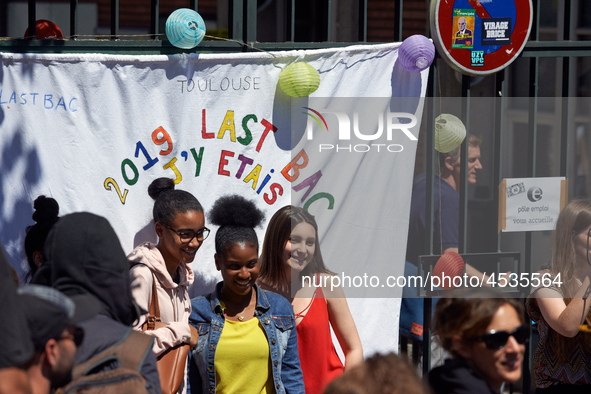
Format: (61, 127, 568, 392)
(2, 32, 333, 71)
(1, 31, 412, 75)
(1, 32, 277, 56)
(0, 33, 404, 71)
(1, 32, 325, 73)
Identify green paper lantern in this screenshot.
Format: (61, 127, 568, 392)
(278, 62, 320, 97)
(434, 114, 466, 153)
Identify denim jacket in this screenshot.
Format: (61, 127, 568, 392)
(187, 282, 305, 394)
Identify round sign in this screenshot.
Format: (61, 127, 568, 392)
(430, 0, 533, 76)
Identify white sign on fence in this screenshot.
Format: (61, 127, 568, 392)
(500, 177, 566, 232)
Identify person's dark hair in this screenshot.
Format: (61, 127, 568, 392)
(433, 289, 525, 359)
(24, 196, 60, 279)
(259, 205, 333, 290)
(209, 195, 264, 256)
(148, 177, 203, 225)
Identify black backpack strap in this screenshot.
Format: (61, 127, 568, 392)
(72, 329, 154, 378)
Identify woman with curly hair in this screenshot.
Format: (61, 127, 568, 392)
(189, 196, 304, 393)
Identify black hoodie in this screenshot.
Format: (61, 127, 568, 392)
(45, 212, 140, 325)
(428, 358, 499, 394)
(0, 243, 34, 368)
(45, 212, 161, 392)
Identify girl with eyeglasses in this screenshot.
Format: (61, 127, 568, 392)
(257, 205, 363, 394)
(428, 290, 527, 394)
(129, 177, 208, 392)
(527, 198, 591, 393)
(188, 195, 304, 393)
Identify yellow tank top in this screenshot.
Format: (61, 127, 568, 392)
(215, 317, 274, 393)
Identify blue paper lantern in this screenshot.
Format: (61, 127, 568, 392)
(165, 9, 206, 49)
(398, 35, 435, 73)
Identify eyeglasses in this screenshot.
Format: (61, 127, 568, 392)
(470, 324, 529, 350)
(166, 226, 210, 244)
(57, 325, 85, 347)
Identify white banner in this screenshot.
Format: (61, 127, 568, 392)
(0, 42, 428, 356)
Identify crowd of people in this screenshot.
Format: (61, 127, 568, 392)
(3, 176, 591, 393)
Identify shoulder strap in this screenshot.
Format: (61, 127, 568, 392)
(294, 295, 316, 318)
(146, 272, 161, 330)
(72, 330, 154, 378)
(294, 276, 319, 318)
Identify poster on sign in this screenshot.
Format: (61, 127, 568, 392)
(452, 9, 475, 49)
(0, 42, 429, 356)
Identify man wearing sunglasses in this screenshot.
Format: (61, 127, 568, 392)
(18, 285, 83, 393)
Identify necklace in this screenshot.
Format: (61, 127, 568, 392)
(219, 288, 256, 322)
(222, 303, 255, 321)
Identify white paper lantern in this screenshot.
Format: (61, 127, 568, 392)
(434, 114, 466, 153)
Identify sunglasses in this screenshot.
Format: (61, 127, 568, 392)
(470, 324, 529, 350)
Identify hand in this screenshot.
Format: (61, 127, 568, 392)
(189, 324, 199, 347)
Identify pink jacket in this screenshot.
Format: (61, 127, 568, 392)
(128, 242, 194, 357)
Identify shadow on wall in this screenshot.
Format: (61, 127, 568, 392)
(0, 130, 43, 279)
(133, 220, 158, 247)
(390, 59, 423, 116)
(271, 85, 310, 152)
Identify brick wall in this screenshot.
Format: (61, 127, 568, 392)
(367, 0, 428, 42)
(96, 0, 217, 30)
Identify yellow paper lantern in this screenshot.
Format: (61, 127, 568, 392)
(278, 62, 320, 97)
(434, 114, 466, 153)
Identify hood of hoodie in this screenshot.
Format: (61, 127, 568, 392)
(428, 358, 498, 394)
(45, 212, 140, 326)
(0, 243, 34, 368)
(128, 242, 194, 289)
